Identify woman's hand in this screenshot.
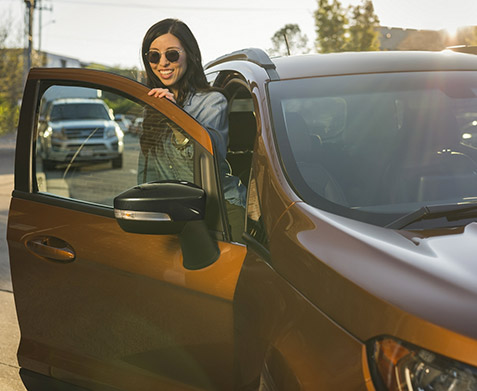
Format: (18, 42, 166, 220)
(148, 88, 176, 103)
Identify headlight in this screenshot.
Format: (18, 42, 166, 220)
(106, 125, 122, 138)
(367, 337, 477, 391)
(43, 126, 52, 138)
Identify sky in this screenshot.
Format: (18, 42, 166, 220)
(1, 0, 477, 69)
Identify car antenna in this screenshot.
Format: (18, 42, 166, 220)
(283, 33, 291, 56)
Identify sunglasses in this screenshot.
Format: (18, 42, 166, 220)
(145, 49, 184, 64)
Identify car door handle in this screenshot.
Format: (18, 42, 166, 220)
(26, 237, 76, 263)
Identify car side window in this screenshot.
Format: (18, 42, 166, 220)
(35, 84, 200, 207)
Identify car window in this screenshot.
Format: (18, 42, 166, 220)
(269, 71, 477, 227)
(35, 85, 201, 207)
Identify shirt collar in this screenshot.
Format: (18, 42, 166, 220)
(182, 90, 196, 108)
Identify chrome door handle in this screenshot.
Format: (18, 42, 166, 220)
(26, 237, 76, 263)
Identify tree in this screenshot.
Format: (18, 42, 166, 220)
(86, 63, 144, 116)
(86, 63, 143, 82)
(269, 24, 310, 56)
(345, 0, 380, 51)
(0, 16, 24, 135)
(445, 26, 477, 47)
(314, 0, 348, 53)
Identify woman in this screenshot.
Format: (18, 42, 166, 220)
(139, 18, 246, 242)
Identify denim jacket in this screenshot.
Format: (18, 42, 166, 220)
(138, 90, 247, 207)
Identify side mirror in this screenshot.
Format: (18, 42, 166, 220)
(113, 181, 220, 270)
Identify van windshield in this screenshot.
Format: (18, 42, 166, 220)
(50, 102, 110, 121)
(269, 71, 477, 228)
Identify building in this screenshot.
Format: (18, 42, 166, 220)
(39, 51, 84, 68)
(378, 26, 477, 52)
(378, 26, 447, 51)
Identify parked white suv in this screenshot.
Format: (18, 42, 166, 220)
(38, 98, 124, 169)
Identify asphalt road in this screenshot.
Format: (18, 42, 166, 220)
(0, 131, 27, 391)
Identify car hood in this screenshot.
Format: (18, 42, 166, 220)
(49, 119, 115, 128)
(297, 202, 477, 339)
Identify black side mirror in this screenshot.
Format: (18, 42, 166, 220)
(113, 181, 220, 270)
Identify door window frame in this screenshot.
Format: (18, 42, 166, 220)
(15, 68, 228, 239)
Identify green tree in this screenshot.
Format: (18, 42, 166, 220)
(0, 17, 24, 135)
(85, 64, 145, 117)
(270, 23, 310, 56)
(314, 0, 349, 53)
(86, 63, 143, 82)
(345, 0, 380, 51)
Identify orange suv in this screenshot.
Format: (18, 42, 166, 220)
(8, 49, 477, 390)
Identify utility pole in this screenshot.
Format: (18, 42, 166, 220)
(37, 0, 53, 56)
(38, 0, 42, 53)
(23, 0, 35, 84)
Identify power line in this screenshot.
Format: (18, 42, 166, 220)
(50, 0, 307, 12)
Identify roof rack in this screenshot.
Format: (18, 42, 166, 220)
(205, 48, 279, 81)
(445, 45, 477, 55)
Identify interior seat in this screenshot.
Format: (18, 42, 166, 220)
(384, 105, 477, 204)
(227, 111, 257, 186)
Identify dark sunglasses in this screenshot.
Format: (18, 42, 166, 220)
(145, 49, 184, 64)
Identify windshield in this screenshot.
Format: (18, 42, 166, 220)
(50, 102, 111, 121)
(269, 71, 477, 227)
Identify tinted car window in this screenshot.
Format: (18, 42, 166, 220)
(270, 71, 477, 227)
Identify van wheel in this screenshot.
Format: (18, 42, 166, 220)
(112, 155, 123, 169)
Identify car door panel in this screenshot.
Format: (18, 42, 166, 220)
(8, 69, 246, 390)
(10, 199, 239, 390)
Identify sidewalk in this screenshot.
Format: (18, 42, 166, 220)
(0, 131, 26, 391)
(0, 290, 24, 391)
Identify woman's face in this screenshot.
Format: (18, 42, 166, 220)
(148, 33, 187, 93)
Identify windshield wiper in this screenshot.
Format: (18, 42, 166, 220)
(385, 202, 477, 230)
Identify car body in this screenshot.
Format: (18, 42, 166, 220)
(8, 50, 477, 390)
(129, 116, 144, 136)
(447, 45, 477, 55)
(38, 97, 124, 169)
(114, 114, 132, 133)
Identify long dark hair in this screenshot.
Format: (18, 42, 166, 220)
(141, 19, 212, 106)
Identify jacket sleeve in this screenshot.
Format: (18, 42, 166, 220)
(194, 92, 229, 161)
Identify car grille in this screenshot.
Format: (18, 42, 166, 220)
(64, 127, 104, 139)
(67, 143, 106, 151)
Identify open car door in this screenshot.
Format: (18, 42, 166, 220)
(8, 68, 246, 391)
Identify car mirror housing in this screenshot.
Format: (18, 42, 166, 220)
(113, 181, 220, 270)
